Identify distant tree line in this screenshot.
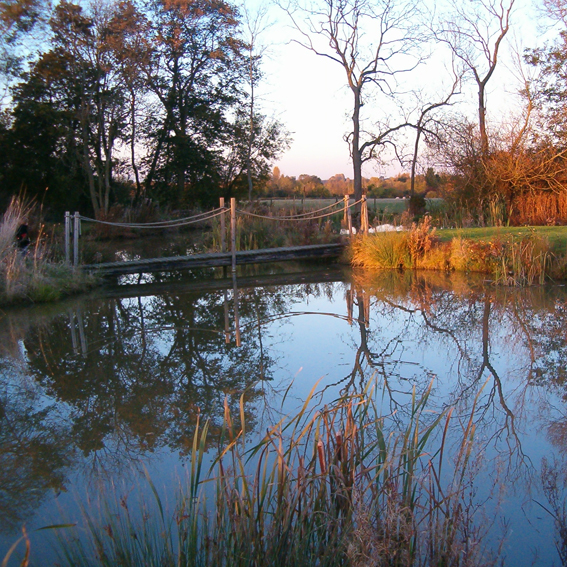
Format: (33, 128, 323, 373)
(262, 167, 442, 200)
(0, 0, 290, 218)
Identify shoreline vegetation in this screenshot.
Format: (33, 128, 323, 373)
(3, 196, 567, 308)
(350, 217, 567, 286)
(0, 198, 97, 307)
(6, 381, 501, 567)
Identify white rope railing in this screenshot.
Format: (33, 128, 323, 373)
(79, 207, 225, 228)
(255, 198, 346, 218)
(236, 197, 364, 222)
(66, 196, 368, 268)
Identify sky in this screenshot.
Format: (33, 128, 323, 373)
(251, 0, 545, 182)
(268, 41, 356, 180)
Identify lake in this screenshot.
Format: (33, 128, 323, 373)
(1, 263, 566, 565)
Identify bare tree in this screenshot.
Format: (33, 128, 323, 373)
(278, 0, 425, 225)
(407, 69, 462, 199)
(439, 0, 515, 155)
(241, 3, 269, 201)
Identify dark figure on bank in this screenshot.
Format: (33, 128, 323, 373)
(15, 224, 30, 252)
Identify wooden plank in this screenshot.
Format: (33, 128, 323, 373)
(83, 243, 346, 276)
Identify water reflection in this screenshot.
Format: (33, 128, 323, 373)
(1, 268, 567, 564)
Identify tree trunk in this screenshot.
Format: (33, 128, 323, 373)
(478, 81, 488, 155)
(410, 127, 421, 197)
(247, 56, 255, 201)
(130, 92, 142, 204)
(351, 88, 363, 229)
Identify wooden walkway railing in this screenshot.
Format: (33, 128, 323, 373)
(68, 196, 367, 275)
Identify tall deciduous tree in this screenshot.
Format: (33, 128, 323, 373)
(439, 0, 515, 155)
(0, 0, 50, 102)
(220, 4, 291, 200)
(10, 0, 138, 217)
(406, 69, 461, 200)
(279, 0, 425, 225)
(526, 0, 567, 145)
(143, 0, 247, 205)
(105, 0, 151, 204)
(241, 3, 266, 201)
(221, 109, 290, 197)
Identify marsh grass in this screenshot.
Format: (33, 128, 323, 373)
(0, 198, 96, 305)
(352, 218, 558, 285)
(52, 380, 499, 567)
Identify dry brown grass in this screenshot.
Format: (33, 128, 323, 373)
(510, 192, 567, 226)
(0, 197, 96, 305)
(351, 218, 557, 285)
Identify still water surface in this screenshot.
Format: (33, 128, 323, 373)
(1, 265, 567, 565)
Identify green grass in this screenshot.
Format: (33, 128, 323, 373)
(258, 198, 443, 215)
(437, 226, 567, 254)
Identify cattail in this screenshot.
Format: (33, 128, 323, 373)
(317, 439, 326, 474)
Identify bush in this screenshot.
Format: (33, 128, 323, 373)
(0, 197, 96, 305)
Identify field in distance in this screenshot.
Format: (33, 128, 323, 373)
(257, 197, 443, 215)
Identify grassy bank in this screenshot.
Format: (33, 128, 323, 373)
(0, 199, 97, 306)
(437, 226, 567, 253)
(26, 380, 496, 567)
(351, 219, 567, 285)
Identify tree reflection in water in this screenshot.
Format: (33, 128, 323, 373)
(1, 268, 567, 563)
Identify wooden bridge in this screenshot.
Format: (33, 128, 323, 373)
(70, 197, 367, 277)
(83, 243, 346, 277)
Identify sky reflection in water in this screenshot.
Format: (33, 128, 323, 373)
(1, 267, 566, 565)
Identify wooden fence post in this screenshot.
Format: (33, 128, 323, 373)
(343, 194, 348, 225)
(64, 211, 71, 264)
(232, 272, 241, 347)
(220, 197, 226, 253)
(73, 211, 80, 266)
(361, 195, 369, 234)
(230, 197, 236, 273)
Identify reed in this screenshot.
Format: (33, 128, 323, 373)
(0, 197, 96, 305)
(351, 219, 558, 286)
(52, 379, 498, 567)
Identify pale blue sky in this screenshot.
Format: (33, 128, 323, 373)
(252, 0, 544, 181)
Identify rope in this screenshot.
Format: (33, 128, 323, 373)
(268, 199, 345, 218)
(236, 197, 365, 222)
(75, 196, 367, 232)
(79, 207, 225, 228)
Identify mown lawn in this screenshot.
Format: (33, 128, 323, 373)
(437, 226, 567, 254)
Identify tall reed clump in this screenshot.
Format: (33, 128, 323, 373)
(492, 233, 550, 286)
(351, 216, 440, 271)
(0, 197, 96, 305)
(53, 380, 498, 567)
(352, 218, 554, 286)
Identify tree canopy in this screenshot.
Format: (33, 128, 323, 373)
(0, 0, 290, 217)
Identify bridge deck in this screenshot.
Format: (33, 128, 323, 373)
(83, 243, 346, 276)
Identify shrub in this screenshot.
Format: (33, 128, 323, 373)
(351, 224, 557, 286)
(0, 197, 96, 305)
